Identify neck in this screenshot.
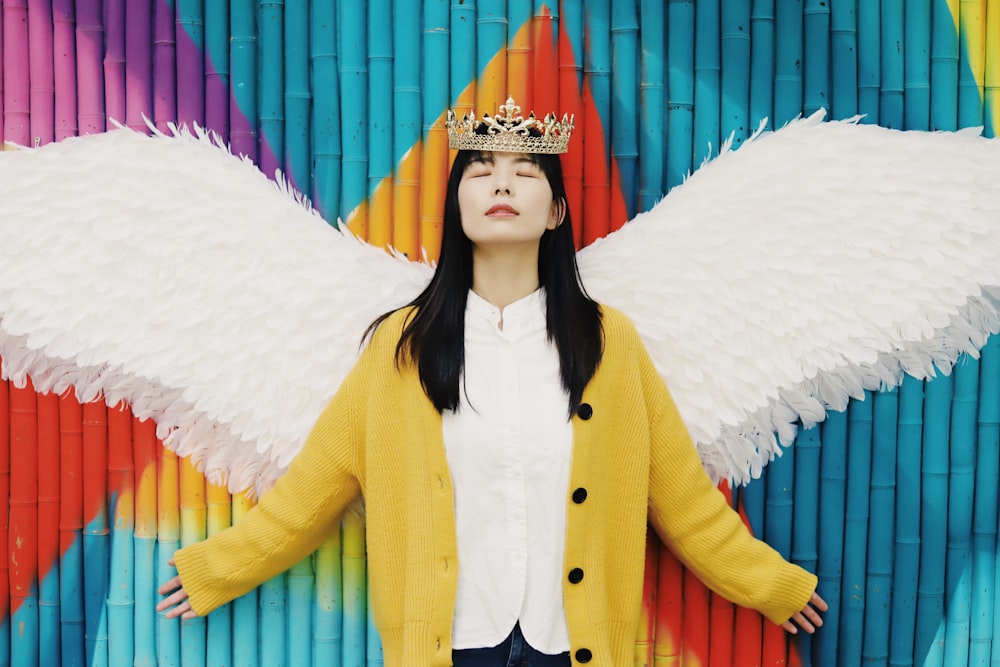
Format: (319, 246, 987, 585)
(470, 244, 541, 309)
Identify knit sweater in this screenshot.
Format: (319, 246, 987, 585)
(174, 306, 818, 666)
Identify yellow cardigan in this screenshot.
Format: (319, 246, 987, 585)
(174, 306, 817, 666)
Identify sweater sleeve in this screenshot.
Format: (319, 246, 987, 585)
(172, 336, 380, 617)
(638, 331, 817, 625)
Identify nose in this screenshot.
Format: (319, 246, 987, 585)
(494, 184, 511, 195)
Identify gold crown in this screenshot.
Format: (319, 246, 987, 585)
(446, 96, 574, 154)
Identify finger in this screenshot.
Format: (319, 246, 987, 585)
(781, 620, 798, 634)
(792, 612, 816, 634)
(803, 603, 824, 627)
(157, 574, 182, 596)
(156, 587, 189, 613)
(181, 608, 200, 620)
(165, 600, 192, 620)
(811, 592, 829, 611)
(167, 557, 176, 567)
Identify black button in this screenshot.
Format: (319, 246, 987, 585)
(572, 488, 588, 504)
(568, 567, 584, 584)
(575, 648, 592, 663)
(577, 403, 593, 420)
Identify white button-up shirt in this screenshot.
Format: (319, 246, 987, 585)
(442, 289, 574, 653)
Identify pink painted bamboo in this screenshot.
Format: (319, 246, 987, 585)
(75, 0, 105, 134)
(0, 4, 5, 146)
(52, 0, 76, 139)
(28, 0, 55, 145)
(3, 0, 30, 145)
(103, 0, 126, 124)
(125, 0, 152, 132)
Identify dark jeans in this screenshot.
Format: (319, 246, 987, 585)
(451, 623, 571, 667)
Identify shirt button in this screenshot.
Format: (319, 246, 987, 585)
(572, 488, 588, 504)
(575, 648, 593, 663)
(577, 403, 593, 420)
(568, 567, 584, 584)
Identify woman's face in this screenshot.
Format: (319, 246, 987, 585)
(457, 151, 563, 251)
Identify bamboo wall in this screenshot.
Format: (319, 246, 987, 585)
(1, 1, 999, 666)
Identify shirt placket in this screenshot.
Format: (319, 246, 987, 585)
(496, 325, 528, 612)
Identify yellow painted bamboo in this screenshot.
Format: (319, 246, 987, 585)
(393, 144, 422, 260)
(206, 481, 231, 537)
(157, 446, 179, 544)
(961, 0, 988, 93)
(368, 175, 395, 251)
(507, 15, 532, 103)
(420, 119, 448, 262)
(179, 457, 206, 548)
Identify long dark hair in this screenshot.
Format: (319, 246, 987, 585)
(367, 148, 603, 417)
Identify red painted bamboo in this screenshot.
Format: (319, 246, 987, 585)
(733, 495, 764, 666)
(532, 5, 558, 114)
(58, 391, 84, 660)
(682, 568, 711, 664)
(0, 376, 10, 628)
(37, 393, 60, 594)
(709, 485, 736, 666)
(9, 381, 38, 637)
(82, 402, 108, 537)
(654, 542, 683, 665)
(761, 611, 788, 665)
(636, 532, 658, 665)
(557, 18, 584, 249)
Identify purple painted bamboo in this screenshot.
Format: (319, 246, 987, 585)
(75, 0, 105, 134)
(176, 0, 205, 127)
(3, 0, 30, 144)
(103, 0, 126, 124)
(28, 0, 55, 145)
(125, 0, 153, 132)
(52, 0, 76, 139)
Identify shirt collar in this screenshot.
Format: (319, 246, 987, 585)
(466, 288, 546, 340)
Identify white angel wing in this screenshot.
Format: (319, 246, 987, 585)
(579, 112, 1000, 486)
(0, 127, 431, 496)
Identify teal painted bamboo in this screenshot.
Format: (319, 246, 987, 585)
(343, 509, 367, 667)
(231, 496, 258, 667)
(862, 390, 897, 664)
(284, 0, 311, 193)
(958, 0, 986, 127)
(450, 0, 476, 106)
(666, 0, 694, 190)
(611, 0, 639, 215)
(880, 0, 904, 127)
(259, 0, 285, 179)
(287, 558, 314, 667)
(367, 0, 393, 246)
(367, 577, 383, 666)
(314, 532, 343, 665)
(816, 409, 847, 663)
(840, 394, 873, 665)
(944, 357, 979, 666)
(693, 0, 720, 166)
(856, 0, 879, 123)
(774, 0, 803, 125)
(638, 0, 665, 211)
(720, 0, 750, 146)
(507, 0, 531, 103)
(916, 373, 953, 667)
(749, 0, 774, 130)
(803, 0, 830, 117)
(763, 439, 795, 663)
(310, 0, 339, 222)
(889, 375, 923, 662)
(203, 0, 228, 136)
(339, 0, 367, 223)
(930, 0, 959, 130)
(904, 0, 932, 129)
(230, 0, 258, 161)
(829, 0, 858, 118)
(259, 575, 287, 665)
(586, 0, 611, 162)
(107, 407, 134, 667)
(421, 0, 449, 254)
(175, 0, 204, 125)
(792, 426, 820, 666)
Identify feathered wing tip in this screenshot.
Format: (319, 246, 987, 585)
(0, 124, 432, 497)
(580, 113, 1000, 485)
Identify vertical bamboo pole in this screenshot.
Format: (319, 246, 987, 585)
(0, 5, 4, 147)
(792, 427, 821, 667)
(179, 458, 206, 665)
(507, 0, 531, 103)
(52, 0, 76, 140)
(284, 0, 310, 194)
(638, 0, 664, 212)
(259, 576, 287, 665)
(230, 493, 258, 667)
(392, 0, 421, 260)
(106, 403, 134, 666)
(156, 445, 180, 667)
(132, 417, 157, 667)
(450, 0, 476, 117)
(558, 0, 584, 247)
(154, 0, 177, 131)
(10, 383, 38, 667)
(259, 0, 284, 179)
(204, 482, 231, 667)
(840, 394, 873, 665)
(204, 0, 229, 137)
(856, 0, 880, 124)
(313, 530, 342, 665)
(666, 0, 694, 190)
(763, 441, 794, 665)
(342, 506, 366, 667)
(880, 0, 904, 127)
(230, 0, 258, 161)
(692, 0, 720, 166)
(931, 0, 960, 130)
(985, 0, 999, 138)
(339, 0, 367, 232)
(829, 0, 858, 119)
(36, 393, 60, 666)
(905, 0, 933, 129)
(531, 0, 557, 112)
(366, 573, 382, 666)
(104, 0, 126, 124)
(125, 0, 153, 133)
(420, 0, 449, 261)
(815, 409, 847, 664)
(733, 486, 763, 665)
(82, 401, 108, 667)
(287, 555, 314, 666)
(774, 0, 803, 125)
(959, 0, 987, 127)
(610, 0, 638, 215)
(73, 0, 104, 131)
(889, 376, 922, 663)
(803, 0, 830, 118)
(0, 378, 8, 663)
(680, 569, 710, 664)
(477, 0, 506, 110)
(721, 0, 751, 147)
(58, 393, 84, 667)
(749, 0, 775, 130)
(3, 0, 30, 144)
(653, 544, 682, 665)
(581, 0, 610, 242)
(635, 534, 657, 666)
(176, 0, 204, 126)
(27, 0, 55, 145)
(311, 0, 337, 220)
(367, 0, 393, 249)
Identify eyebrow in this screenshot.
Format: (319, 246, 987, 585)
(468, 154, 540, 168)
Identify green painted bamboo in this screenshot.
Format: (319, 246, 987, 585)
(816, 409, 847, 663)
(840, 394, 873, 665)
(638, 0, 665, 211)
(803, 0, 830, 117)
(310, 0, 339, 222)
(693, 0, 720, 166)
(880, 0, 904, 127)
(284, 0, 311, 193)
(857, 0, 879, 123)
(958, 0, 986, 127)
(259, 0, 285, 179)
(721, 0, 750, 146)
(313, 531, 343, 665)
(666, 0, 694, 190)
(830, 0, 858, 118)
(792, 426, 820, 666)
(230, 0, 258, 161)
(339, 0, 367, 225)
(930, 0, 960, 130)
(749, 0, 774, 130)
(904, 0, 933, 129)
(774, 0, 803, 125)
(611, 0, 639, 215)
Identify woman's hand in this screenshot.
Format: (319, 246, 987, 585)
(156, 558, 200, 620)
(781, 592, 827, 634)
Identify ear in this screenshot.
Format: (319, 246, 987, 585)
(548, 198, 567, 230)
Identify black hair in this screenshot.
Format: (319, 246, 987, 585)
(366, 147, 603, 417)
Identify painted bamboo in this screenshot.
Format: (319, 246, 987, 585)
(749, 0, 775, 130)
(763, 441, 794, 666)
(732, 490, 763, 666)
(829, 0, 858, 119)
(82, 401, 108, 667)
(681, 568, 710, 664)
(840, 395, 874, 665)
(176, 0, 205, 126)
(581, 0, 610, 242)
(0, 378, 8, 663)
(477, 0, 506, 110)
(970, 336, 999, 666)
(9, 383, 38, 667)
(635, 535, 657, 666)
(449, 0, 476, 119)
(107, 404, 134, 667)
(692, 0, 720, 167)
(313, 531, 343, 666)
(124, 0, 153, 133)
(3, 0, 30, 144)
(287, 557, 314, 667)
(880, 0, 904, 128)
(915, 373, 953, 667)
(133, 417, 158, 667)
(889, 376, 922, 663)
(792, 427, 821, 667)
(802, 0, 830, 118)
(944, 358, 979, 665)
(52, 0, 76, 140)
(27, 0, 54, 145)
(930, 0, 960, 130)
(259, 0, 285, 181)
(230, 493, 259, 667)
(557, 0, 584, 248)
(156, 445, 180, 667)
(531, 0, 558, 112)
(36, 393, 59, 666)
(103, 0, 126, 125)
(707, 578, 734, 662)
(284, 0, 310, 195)
(986, 0, 1000, 138)
(258, 573, 286, 667)
(507, 0, 532, 104)
(721, 0, 751, 147)
(179, 458, 207, 665)
(856, 0, 880, 124)
(419, 0, 449, 261)
(310, 0, 338, 221)
(904, 0, 933, 130)
(959, 0, 987, 127)
(204, 0, 229, 137)
(366, 576, 383, 667)
(653, 544, 682, 665)
(665, 0, 694, 190)
(339, 0, 367, 231)
(392, 0, 421, 259)
(862, 390, 897, 664)
(205, 482, 232, 667)
(638, 0, 664, 212)
(58, 393, 84, 667)
(153, 0, 177, 131)
(773, 0, 803, 125)
(815, 409, 847, 663)
(230, 0, 258, 161)
(0, 7, 4, 147)
(342, 506, 366, 667)
(367, 0, 393, 249)
(610, 0, 638, 215)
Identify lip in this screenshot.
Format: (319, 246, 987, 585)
(486, 204, 519, 216)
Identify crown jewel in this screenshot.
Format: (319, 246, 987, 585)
(446, 96, 574, 154)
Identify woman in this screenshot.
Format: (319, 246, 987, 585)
(158, 98, 826, 666)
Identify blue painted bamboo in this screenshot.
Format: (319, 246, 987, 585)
(773, 0, 802, 125)
(156, 545, 181, 667)
(392, 0, 421, 258)
(665, 0, 694, 190)
(862, 390, 897, 664)
(284, 0, 311, 193)
(803, 0, 830, 118)
(958, 0, 986, 127)
(904, 0, 933, 130)
(476, 0, 506, 105)
(889, 375, 923, 663)
(792, 426, 820, 666)
(720, 0, 750, 146)
(764, 440, 794, 561)
(450, 0, 476, 109)
(840, 393, 873, 665)
(339, 0, 367, 225)
(816, 409, 847, 664)
(107, 408, 134, 667)
(58, 396, 84, 667)
(230, 0, 258, 161)
(343, 509, 367, 667)
(584, 0, 611, 158)
(259, 575, 287, 666)
(856, 0, 879, 124)
(944, 357, 979, 666)
(176, 0, 204, 126)
(313, 531, 343, 665)
(310, 0, 339, 222)
(506, 0, 531, 103)
(915, 373, 953, 667)
(287, 558, 314, 667)
(82, 404, 109, 667)
(930, 0, 959, 130)
(749, 0, 774, 130)
(367, 0, 393, 247)
(205, 485, 231, 667)
(829, 0, 858, 119)
(230, 495, 258, 667)
(420, 0, 449, 258)
(692, 0, 720, 166)
(970, 336, 999, 666)
(880, 0, 905, 128)
(740, 468, 766, 540)
(203, 0, 229, 137)
(561, 0, 584, 91)
(259, 0, 285, 179)
(134, 535, 156, 667)
(638, 0, 665, 211)
(611, 0, 639, 215)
